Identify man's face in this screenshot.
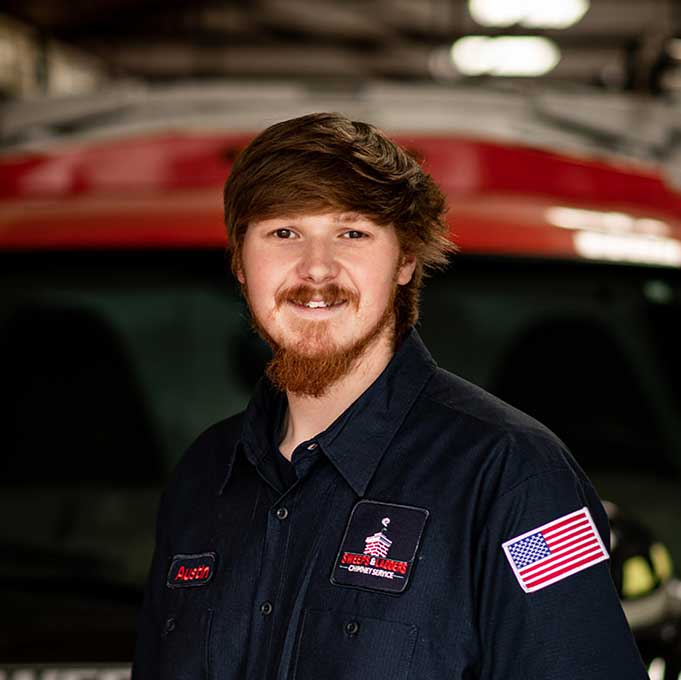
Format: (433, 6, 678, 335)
(237, 211, 415, 394)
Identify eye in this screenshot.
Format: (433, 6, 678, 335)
(341, 230, 367, 239)
(272, 228, 297, 239)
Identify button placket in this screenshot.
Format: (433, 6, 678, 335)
(291, 440, 322, 480)
(246, 486, 297, 678)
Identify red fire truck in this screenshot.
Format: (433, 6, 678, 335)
(1, 86, 680, 676)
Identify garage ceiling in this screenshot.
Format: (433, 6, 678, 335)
(2, 0, 681, 89)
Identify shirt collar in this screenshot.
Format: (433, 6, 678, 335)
(221, 328, 437, 497)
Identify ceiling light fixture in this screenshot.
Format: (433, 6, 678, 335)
(468, 0, 590, 29)
(450, 36, 560, 77)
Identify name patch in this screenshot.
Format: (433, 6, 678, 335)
(166, 552, 216, 588)
(331, 500, 429, 594)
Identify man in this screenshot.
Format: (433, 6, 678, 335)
(133, 113, 648, 678)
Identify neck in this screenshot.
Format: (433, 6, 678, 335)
(278, 329, 395, 460)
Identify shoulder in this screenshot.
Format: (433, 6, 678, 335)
(416, 366, 589, 496)
(422, 366, 559, 441)
(161, 412, 245, 514)
(411, 366, 608, 545)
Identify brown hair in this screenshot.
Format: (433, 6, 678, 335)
(223, 112, 454, 341)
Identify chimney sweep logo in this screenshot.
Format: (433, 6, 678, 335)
(331, 500, 429, 594)
(339, 516, 409, 580)
(364, 517, 393, 558)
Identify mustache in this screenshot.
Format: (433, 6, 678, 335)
(275, 283, 359, 308)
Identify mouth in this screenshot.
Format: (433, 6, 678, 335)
(293, 299, 346, 309)
(276, 284, 356, 318)
(286, 297, 348, 317)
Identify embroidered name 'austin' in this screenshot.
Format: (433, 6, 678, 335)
(176, 565, 211, 582)
(502, 507, 608, 593)
(166, 552, 216, 588)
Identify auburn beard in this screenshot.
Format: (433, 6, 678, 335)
(247, 282, 397, 398)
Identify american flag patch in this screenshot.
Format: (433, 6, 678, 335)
(502, 507, 608, 593)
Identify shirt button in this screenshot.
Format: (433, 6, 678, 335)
(164, 617, 176, 634)
(275, 507, 289, 520)
(344, 620, 360, 637)
(306, 442, 318, 450)
(260, 601, 273, 616)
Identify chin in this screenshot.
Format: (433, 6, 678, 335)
(287, 333, 343, 358)
(278, 320, 341, 351)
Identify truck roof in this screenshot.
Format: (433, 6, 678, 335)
(1, 132, 680, 267)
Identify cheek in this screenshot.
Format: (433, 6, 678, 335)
(240, 243, 280, 303)
(239, 237, 300, 334)
(355, 264, 399, 313)
(240, 267, 275, 322)
(247, 283, 280, 325)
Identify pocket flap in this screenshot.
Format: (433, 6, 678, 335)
(293, 609, 418, 680)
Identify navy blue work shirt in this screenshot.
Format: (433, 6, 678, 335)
(132, 329, 647, 679)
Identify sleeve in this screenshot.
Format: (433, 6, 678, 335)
(475, 467, 649, 680)
(131, 491, 170, 680)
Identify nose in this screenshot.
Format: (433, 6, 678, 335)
(296, 238, 339, 283)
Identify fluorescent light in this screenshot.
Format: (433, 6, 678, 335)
(450, 36, 490, 76)
(468, 0, 519, 27)
(451, 36, 560, 77)
(491, 37, 560, 76)
(468, 0, 590, 29)
(521, 0, 590, 28)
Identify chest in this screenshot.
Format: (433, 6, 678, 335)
(158, 458, 481, 680)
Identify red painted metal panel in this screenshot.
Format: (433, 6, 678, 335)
(2, 133, 681, 262)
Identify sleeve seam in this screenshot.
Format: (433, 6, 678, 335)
(482, 466, 577, 534)
(496, 466, 573, 503)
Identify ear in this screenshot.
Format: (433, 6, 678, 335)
(396, 254, 417, 285)
(234, 252, 246, 284)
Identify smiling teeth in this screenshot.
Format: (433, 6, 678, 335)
(305, 300, 329, 308)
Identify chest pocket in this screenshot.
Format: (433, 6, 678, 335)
(160, 590, 214, 680)
(292, 609, 418, 680)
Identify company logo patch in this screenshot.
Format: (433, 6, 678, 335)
(331, 500, 429, 594)
(502, 507, 608, 593)
(166, 552, 216, 588)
